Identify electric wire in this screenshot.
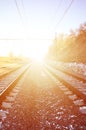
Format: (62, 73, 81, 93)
(53, 0, 64, 19)
(54, 0, 74, 31)
(20, 0, 25, 12)
(14, 0, 29, 38)
(14, 0, 23, 22)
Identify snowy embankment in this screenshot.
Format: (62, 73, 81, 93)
(47, 60, 86, 79)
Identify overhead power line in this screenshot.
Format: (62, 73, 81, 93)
(0, 38, 53, 41)
(14, 0, 23, 22)
(20, 0, 25, 12)
(0, 38, 23, 41)
(14, 0, 29, 37)
(54, 0, 64, 18)
(51, 0, 63, 25)
(55, 0, 74, 30)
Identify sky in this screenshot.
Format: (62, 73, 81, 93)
(0, 0, 86, 57)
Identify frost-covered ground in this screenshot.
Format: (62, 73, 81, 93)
(47, 61, 86, 79)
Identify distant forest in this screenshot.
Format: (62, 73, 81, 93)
(47, 22, 86, 63)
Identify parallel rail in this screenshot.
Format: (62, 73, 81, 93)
(44, 63, 86, 106)
(0, 65, 24, 80)
(0, 64, 31, 106)
(47, 62, 86, 82)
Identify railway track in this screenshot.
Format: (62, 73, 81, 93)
(47, 61, 86, 81)
(43, 63, 86, 114)
(0, 64, 24, 80)
(0, 64, 31, 106)
(0, 62, 86, 129)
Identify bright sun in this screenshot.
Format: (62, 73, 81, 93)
(22, 40, 50, 62)
(0, 39, 51, 62)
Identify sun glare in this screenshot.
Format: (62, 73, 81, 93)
(22, 40, 50, 62)
(0, 39, 51, 63)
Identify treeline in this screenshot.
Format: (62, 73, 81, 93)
(47, 22, 86, 63)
